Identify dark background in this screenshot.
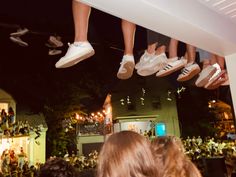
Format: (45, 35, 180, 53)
(0, 0, 234, 137)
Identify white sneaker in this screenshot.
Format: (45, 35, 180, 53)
(135, 50, 155, 70)
(117, 55, 135, 80)
(137, 53, 168, 76)
(203, 63, 223, 89)
(49, 49, 62, 56)
(195, 65, 217, 87)
(10, 28, 29, 37)
(55, 41, 95, 68)
(48, 36, 63, 48)
(156, 57, 187, 77)
(177, 62, 201, 82)
(9, 36, 29, 47)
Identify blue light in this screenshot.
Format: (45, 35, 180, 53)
(155, 123, 166, 136)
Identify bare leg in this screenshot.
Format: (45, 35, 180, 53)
(121, 20, 136, 55)
(168, 38, 179, 58)
(202, 59, 211, 69)
(155, 45, 166, 55)
(186, 44, 196, 64)
(216, 55, 225, 70)
(73, 0, 91, 42)
(55, 1, 94, 69)
(209, 54, 217, 65)
(147, 43, 157, 54)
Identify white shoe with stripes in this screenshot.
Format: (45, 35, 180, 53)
(177, 62, 201, 82)
(156, 57, 187, 77)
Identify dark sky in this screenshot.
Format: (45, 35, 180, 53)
(0, 0, 149, 113)
(0, 1, 233, 117)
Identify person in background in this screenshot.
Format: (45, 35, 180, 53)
(151, 136, 202, 177)
(8, 107, 15, 125)
(96, 130, 159, 177)
(38, 157, 78, 177)
(18, 147, 27, 169)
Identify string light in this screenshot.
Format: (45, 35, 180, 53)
(120, 98, 125, 105)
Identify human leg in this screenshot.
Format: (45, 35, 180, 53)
(117, 20, 136, 79)
(136, 31, 169, 76)
(204, 54, 228, 89)
(135, 43, 156, 70)
(156, 39, 187, 77)
(55, 0, 95, 68)
(168, 38, 179, 59)
(195, 50, 217, 87)
(73, 0, 91, 42)
(177, 44, 200, 82)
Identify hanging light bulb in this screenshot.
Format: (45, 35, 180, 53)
(142, 88, 146, 97)
(120, 98, 125, 105)
(127, 96, 131, 104)
(140, 97, 145, 105)
(167, 90, 172, 101)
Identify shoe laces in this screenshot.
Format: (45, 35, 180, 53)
(181, 63, 196, 75)
(139, 51, 154, 63)
(156, 56, 168, 68)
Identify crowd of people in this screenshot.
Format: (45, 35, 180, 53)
(0, 107, 31, 137)
(0, 147, 33, 177)
(2, 131, 236, 177)
(33, 131, 202, 177)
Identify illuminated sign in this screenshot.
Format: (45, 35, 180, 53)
(155, 123, 166, 136)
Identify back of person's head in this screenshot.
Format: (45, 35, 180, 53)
(38, 157, 78, 177)
(151, 136, 202, 177)
(79, 169, 95, 177)
(97, 130, 158, 177)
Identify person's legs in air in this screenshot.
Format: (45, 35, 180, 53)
(177, 44, 200, 82)
(117, 20, 136, 79)
(195, 49, 216, 87)
(55, 0, 95, 68)
(135, 42, 156, 70)
(168, 38, 179, 59)
(204, 54, 228, 89)
(216, 55, 229, 86)
(156, 38, 187, 77)
(136, 30, 169, 76)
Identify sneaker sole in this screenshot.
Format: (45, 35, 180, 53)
(177, 66, 201, 82)
(49, 39, 63, 48)
(156, 62, 185, 77)
(137, 64, 164, 76)
(204, 70, 226, 89)
(117, 61, 135, 80)
(55, 49, 95, 68)
(9, 37, 28, 47)
(195, 67, 216, 87)
(10, 29, 29, 37)
(205, 78, 227, 90)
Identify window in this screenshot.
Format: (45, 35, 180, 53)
(0, 103, 8, 112)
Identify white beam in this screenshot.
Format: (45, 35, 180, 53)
(225, 54, 236, 116)
(81, 0, 236, 56)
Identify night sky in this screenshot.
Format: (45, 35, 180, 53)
(0, 0, 148, 112)
(0, 0, 233, 124)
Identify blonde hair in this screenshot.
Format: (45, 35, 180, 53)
(97, 131, 159, 177)
(151, 136, 202, 177)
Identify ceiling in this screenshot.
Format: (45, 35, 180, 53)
(198, 0, 236, 24)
